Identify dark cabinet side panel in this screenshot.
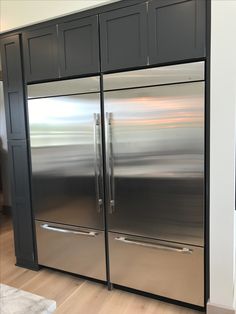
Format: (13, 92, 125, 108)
(8, 140, 37, 268)
(148, 0, 206, 65)
(22, 25, 59, 82)
(0, 35, 26, 140)
(100, 3, 148, 72)
(58, 15, 100, 77)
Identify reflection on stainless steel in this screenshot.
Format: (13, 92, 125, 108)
(106, 112, 115, 213)
(103, 61, 204, 91)
(28, 76, 100, 98)
(104, 81, 204, 246)
(109, 232, 204, 306)
(93, 113, 103, 213)
(28, 92, 104, 228)
(36, 220, 106, 280)
(114, 236, 193, 254)
(41, 223, 98, 236)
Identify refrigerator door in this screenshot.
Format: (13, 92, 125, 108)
(28, 93, 104, 230)
(104, 81, 204, 246)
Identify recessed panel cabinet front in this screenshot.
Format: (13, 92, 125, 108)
(0, 35, 26, 140)
(148, 0, 206, 65)
(23, 26, 59, 82)
(8, 140, 36, 266)
(58, 16, 100, 77)
(100, 3, 148, 72)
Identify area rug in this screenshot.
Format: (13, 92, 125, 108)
(0, 283, 56, 314)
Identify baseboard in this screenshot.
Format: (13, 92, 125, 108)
(207, 302, 236, 314)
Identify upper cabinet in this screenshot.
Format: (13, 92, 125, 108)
(58, 16, 100, 77)
(21, 0, 206, 79)
(100, 3, 148, 72)
(148, 0, 206, 65)
(23, 26, 59, 82)
(0, 35, 26, 140)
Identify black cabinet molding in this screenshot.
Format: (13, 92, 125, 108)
(100, 3, 148, 72)
(8, 140, 37, 269)
(23, 25, 59, 82)
(148, 0, 206, 65)
(58, 15, 100, 77)
(0, 35, 26, 140)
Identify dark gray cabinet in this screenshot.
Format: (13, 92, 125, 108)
(148, 0, 206, 64)
(23, 26, 59, 82)
(100, 3, 148, 72)
(0, 35, 26, 140)
(0, 35, 37, 270)
(8, 140, 37, 269)
(58, 16, 100, 77)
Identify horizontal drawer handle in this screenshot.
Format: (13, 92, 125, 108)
(41, 224, 97, 237)
(115, 237, 193, 254)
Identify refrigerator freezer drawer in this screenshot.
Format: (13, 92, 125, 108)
(109, 232, 204, 306)
(35, 220, 106, 281)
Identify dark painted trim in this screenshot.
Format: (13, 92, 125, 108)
(0, 0, 147, 38)
(19, 33, 39, 269)
(16, 259, 40, 271)
(113, 284, 205, 312)
(100, 74, 112, 288)
(204, 0, 211, 306)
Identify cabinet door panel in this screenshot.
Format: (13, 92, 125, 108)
(100, 3, 148, 72)
(58, 16, 100, 77)
(8, 140, 36, 267)
(23, 26, 59, 82)
(0, 35, 26, 139)
(148, 0, 206, 64)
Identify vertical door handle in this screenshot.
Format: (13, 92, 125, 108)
(93, 113, 103, 212)
(106, 112, 115, 214)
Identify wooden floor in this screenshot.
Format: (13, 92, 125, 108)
(0, 213, 204, 314)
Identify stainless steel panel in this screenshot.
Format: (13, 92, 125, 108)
(28, 76, 100, 98)
(103, 62, 204, 91)
(36, 220, 106, 280)
(104, 82, 204, 246)
(28, 93, 104, 229)
(109, 232, 204, 306)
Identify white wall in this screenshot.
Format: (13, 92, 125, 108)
(0, 0, 117, 32)
(210, 0, 236, 310)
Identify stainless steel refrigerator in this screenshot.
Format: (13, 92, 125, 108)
(27, 77, 106, 280)
(27, 61, 205, 306)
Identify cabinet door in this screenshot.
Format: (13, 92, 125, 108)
(58, 16, 100, 77)
(100, 3, 148, 72)
(8, 140, 37, 269)
(148, 0, 206, 65)
(23, 25, 59, 82)
(0, 35, 26, 140)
